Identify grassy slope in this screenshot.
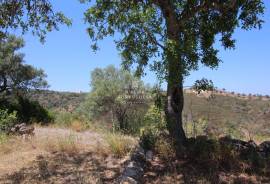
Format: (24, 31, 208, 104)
(28, 90, 270, 140)
(183, 92, 270, 140)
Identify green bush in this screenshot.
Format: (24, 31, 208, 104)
(54, 111, 76, 127)
(0, 96, 53, 125)
(0, 132, 9, 144)
(140, 105, 166, 150)
(0, 109, 17, 133)
(54, 112, 73, 127)
(16, 97, 54, 124)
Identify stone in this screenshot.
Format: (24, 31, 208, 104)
(259, 141, 270, 156)
(247, 140, 257, 149)
(146, 151, 153, 161)
(103, 170, 116, 180)
(120, 177, 138, 184)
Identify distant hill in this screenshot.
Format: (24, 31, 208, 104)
(183, 90, 270, 141)
(27, 90, 87, 112)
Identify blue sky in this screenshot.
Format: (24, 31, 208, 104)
(11, 1, 270, 94)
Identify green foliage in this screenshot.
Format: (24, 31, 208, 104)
(140, 126, 160, 151)
(53, 111, 76, 127)
(0, 132, 9, 144)
(82, 0, 265, 145)
(184, 118, 209, 137)
(0, 109, 17, 133)
(0, 96, 53, 125)
(225, 121, 244, 140)
(143, 105, 165, 128)
(140, 105, 166, 150)
(0, 35, 52, 125)
(80, 65, 150, 133)
(193, 78, 215, 94)
(83, 0, 264, 77)
(0, 0, 71, 41)
(15, 97, 53, 124)
(0, 35, 48, 95)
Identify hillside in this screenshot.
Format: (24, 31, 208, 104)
(27, 90, 87, 112)
(28, 89, 270, 140)
(183, 91, 270, 141)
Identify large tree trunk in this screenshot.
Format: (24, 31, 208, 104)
(159, 0, 187, 150)
(165, 51, 187, 150)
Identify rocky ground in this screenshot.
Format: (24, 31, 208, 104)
(142, 137, 270, 184)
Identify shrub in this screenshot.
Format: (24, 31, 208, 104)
(155, 138, 175, 161)
(42, 134, 81, 155)
(105, 133, 135, 158)
(140, 126, 160, 150)
(16, 97, 53, 124)
(0, 96, 53, 125)
(54, 111, 75, 127)
(187, 137, 239, 172)
(143, 105, 165, 128)
(0, 132, 9, 144)
(0, 109, 17, 133)
(140, 105, 166, 150)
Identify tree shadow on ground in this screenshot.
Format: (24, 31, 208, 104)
(143, 137, 270, 184)
(0, 151, 123, 184)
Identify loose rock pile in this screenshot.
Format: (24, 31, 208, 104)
(219, 136, 270, 158)
(118, 146, 147, 184)
(9, 123, 35, 137)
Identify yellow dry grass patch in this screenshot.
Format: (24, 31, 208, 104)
(104, 133, 136, 158)
(0, 127, 137, 178)
(0, 132, 85, 175)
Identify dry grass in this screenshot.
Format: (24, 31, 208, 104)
(104, 133, 136, 158)
(154, 139, 175, 161)
(40, 134, 84, 154)
(0, 126, 136, 179)
(69, 120, 89, 132)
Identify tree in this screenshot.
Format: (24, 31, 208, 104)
(82, 65, 149, 132)
(0, 35, 48, 95)
(82, 0, 265, 150)
(0, 0, 70, 41)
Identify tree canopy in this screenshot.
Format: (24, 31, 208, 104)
(0, 0, 70, 41)
(82, 0, 265, 149)
(0, 35, 48, 95)
(80, 65, 149, 132)
(83, 0, 264, 77)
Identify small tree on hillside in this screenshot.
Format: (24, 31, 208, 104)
(81, 65, 149, 132)
(82, 0, 265, 151)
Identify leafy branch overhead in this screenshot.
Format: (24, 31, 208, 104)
(0, 0, 71, 42)
(83, 0, 264, 77)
